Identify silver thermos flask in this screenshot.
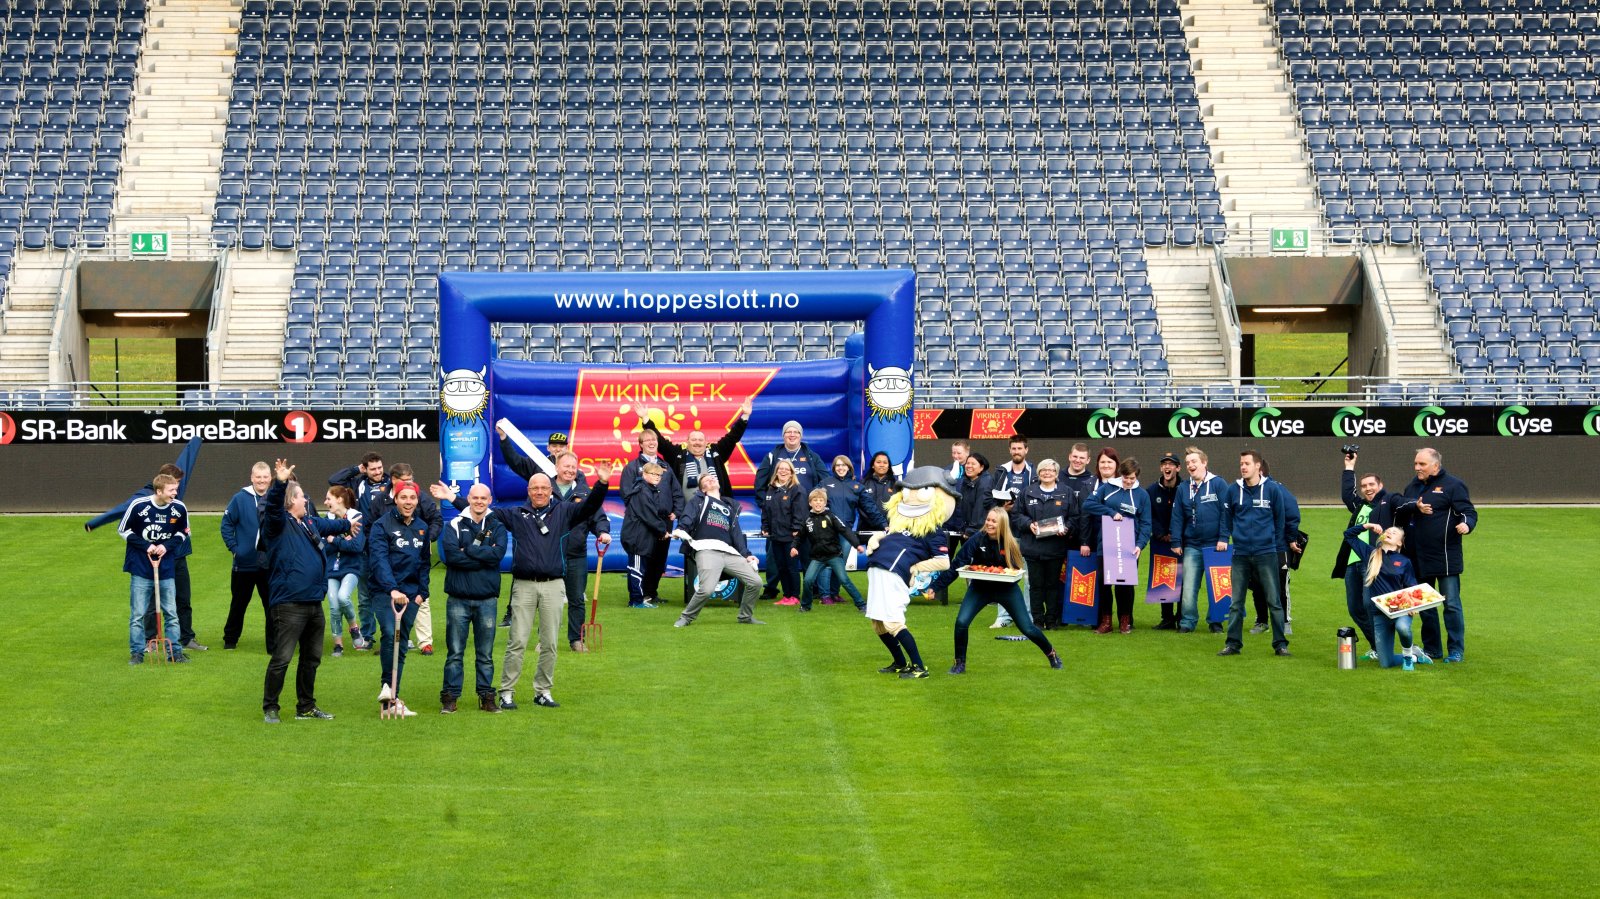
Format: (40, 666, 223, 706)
(1337, 626, 1360, 669)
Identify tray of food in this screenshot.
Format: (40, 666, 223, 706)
(958, 565, 1026, 583)
(1370, 583, 1446, 619)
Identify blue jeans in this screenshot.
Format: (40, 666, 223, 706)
(1344, 564, 1377, 647)
(327, 573, 359, 636)
(954, 582, 1053, 662)
(1224, 553, 1286, 651)
(1417, 575, 1463, 659)
(1368, 590, 1415, 669)
(802, 556, 863, 609)
(1178, 546, 1206, 630)
(442, 596, 497, 700)
(129, 575, 181, 656)
(376, 596, 422, 694)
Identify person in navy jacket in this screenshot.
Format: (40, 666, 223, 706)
(87, 438, 204, 651)
(810, 455, 887, 602)
(929, 507, 1061, 674)
(759, 459, 808, 605)
(368, 481, 432, 716)
(434, 462, 614, 710)
(754, 420, 829, 597)
(623, 461, 681, 608)
(1075, 447, 1124, 633)
(1016, 458, 1078, 628)
(1172, 447, 1229, 633)
(1392, 448, 1477, 662)
(1147, 453, 1183, 630)
(437, 483, 509, 713)
(642, 400, 750, 606)
(1217, 450, 1290, 657)
(1248, 461, 1302, 636)
(118, 472, 190, 664)
(260, 459, 355, 722)
(1344, 524, 1430, 670)
(1082, 457, 1153, 634)
(862, 452, 898, 511)
(1333, 452, 1395, 650)
(220, 462, 277, 652)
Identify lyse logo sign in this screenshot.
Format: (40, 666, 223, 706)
(1584, 406, 1600, 437)
(1332, 406, 1387, 438)
(1497, 405, 1554, 437)
(1413, 406, 1469, 437)
(1087, 408, 1141, 440)
(1248, 407, 1305, 438)
(1167, 407, 1223, 440)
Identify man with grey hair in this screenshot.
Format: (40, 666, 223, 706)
(673, 472, 765, 627)
(221, 461, 277, 652)
(1393, 447, 1476, 663)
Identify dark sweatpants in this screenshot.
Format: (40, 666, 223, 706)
(224, 567, 274, 651)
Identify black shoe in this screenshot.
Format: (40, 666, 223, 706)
(533, 693, 560, 708)
(1154, 620, 1177, 631)
(1048, 651, 1063, 670)
(877, 662, 909, 675)
(1217, 646, 1242, 656)
(948, 660, 966, 675)
(798, 605, 812, 612)
(1208, 623, 1224, 633)
(760, 589, 778, 600)
(223, 643, 238, 650)
(439, 696, 458, 714)
(478, 694, 501, 713)
(899, 665, 930, 679)
(263, 710, 280, 723)
(295, 707, 334, 720)
(1274, 647, 1292, 657)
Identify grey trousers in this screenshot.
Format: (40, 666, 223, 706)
(501, 577, 565, 697)
(680, 552, 762, 623)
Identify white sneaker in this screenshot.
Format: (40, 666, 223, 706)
(394, 700, 417, 718)
(988, 620, 1007, 629)
(377, 683, 394, 702)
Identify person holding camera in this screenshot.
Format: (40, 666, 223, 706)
(1332, 447, 1394, 653)
(1392, 448, 1476, 663)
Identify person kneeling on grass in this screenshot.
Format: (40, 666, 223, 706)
(1344, 524, 1432, 671)
(929, 508, 1062, 675)
(262, 459, 356, 723)
(864, 466, 957, 679)
(797, 488, 867, 612)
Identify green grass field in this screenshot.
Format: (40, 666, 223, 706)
(3, 509, 1596, 897)
(1252, 333, 1350, 401)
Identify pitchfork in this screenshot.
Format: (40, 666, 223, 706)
(582, 542, 604, 651)
(146, 550, 171, 665)
(379, 599, 407, 719)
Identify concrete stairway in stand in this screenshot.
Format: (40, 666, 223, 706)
(1146, 246, 1232, 382)
(1367, 246, 1456, 381)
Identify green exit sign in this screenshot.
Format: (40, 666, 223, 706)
(1271, 228, 1309, 252)
(129, 232, 170, 256)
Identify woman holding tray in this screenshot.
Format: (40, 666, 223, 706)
(931, 507, 1062, 675)
(1344, 524, 1432, 671)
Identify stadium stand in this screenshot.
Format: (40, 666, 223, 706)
(1278, 0, 1600, 403)
(206, 0, 1228, 406)
(0, 0, 142, 296)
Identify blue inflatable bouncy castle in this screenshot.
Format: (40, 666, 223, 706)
(435, 271, 917, 572)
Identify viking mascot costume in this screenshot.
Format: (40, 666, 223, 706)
(864, 466, 957, 679)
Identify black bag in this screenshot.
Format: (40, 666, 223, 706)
(1285, 529, 1311, 570)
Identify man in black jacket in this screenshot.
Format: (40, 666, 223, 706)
(433, 461, 613, 710)
(438, 483, 508, 714)
(642, 400, 751, 605)
(1332, 451, 1394, 650)
(262, 459, 355, 724)
(1148, 453, 1182, 630)
(1393, 448, 1476, 662)
(496, 429, 612, 650)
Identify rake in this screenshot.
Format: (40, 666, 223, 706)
(146, 551, 171, 665)
(582, 543, 604, 651)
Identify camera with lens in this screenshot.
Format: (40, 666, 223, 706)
(1341, 443, 1359, 457)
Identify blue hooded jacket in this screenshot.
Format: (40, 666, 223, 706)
(321, 510, 365, 580)
(1082, 480, 1153, 553)
(1171, 472, 1227, 549)
(1221, 477, 1287, 557)
(368, 507, 432, 599)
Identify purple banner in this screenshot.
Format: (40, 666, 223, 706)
(1145, 536, 1182, 604)
(1101, 516, 1140, 586)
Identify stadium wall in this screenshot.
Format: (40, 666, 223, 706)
(3, 437, 1595, 513)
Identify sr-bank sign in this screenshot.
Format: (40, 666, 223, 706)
(0, 410, 433, 444)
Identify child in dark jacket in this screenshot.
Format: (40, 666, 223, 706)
(1345, 524, 1431, 671)
(797, 489, 867, 612)
(622, 462, 677, 608)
